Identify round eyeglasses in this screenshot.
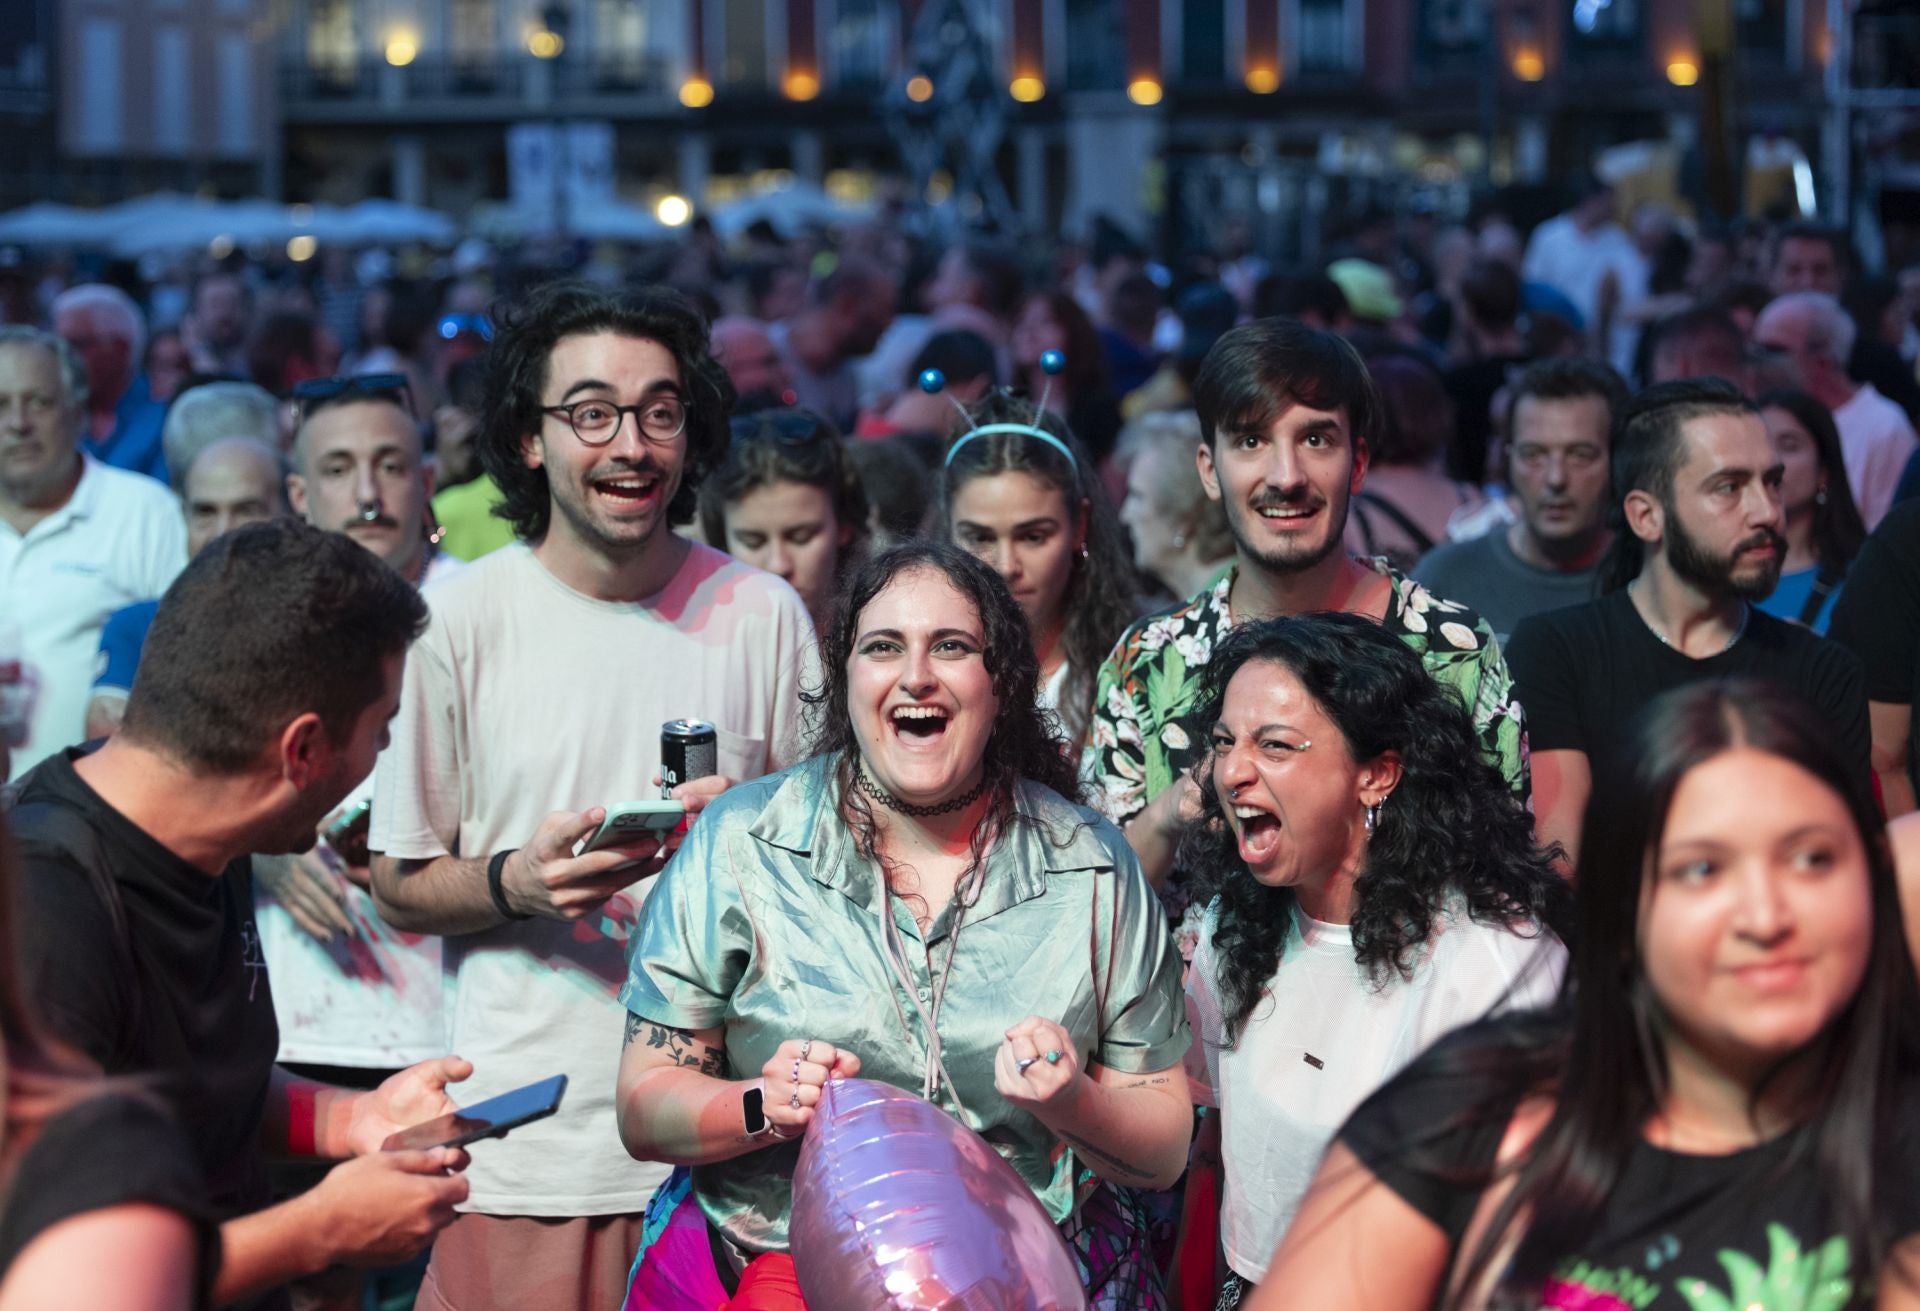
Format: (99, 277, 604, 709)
(542, 395, 689, 446)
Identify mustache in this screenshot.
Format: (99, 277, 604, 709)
(1247, 488, 1322, 512)
(1734, 527, 1787, 556)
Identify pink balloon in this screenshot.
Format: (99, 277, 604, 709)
(789, 1078, 1087, 1311)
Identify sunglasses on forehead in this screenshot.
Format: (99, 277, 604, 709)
(291, 372, 414, 419)
(729, 409, 832, 447)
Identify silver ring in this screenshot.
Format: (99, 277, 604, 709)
(800, 1039, 813, 1062)
(1016, 1056, 1039, 1073)
(788, 1090, 801, 1109)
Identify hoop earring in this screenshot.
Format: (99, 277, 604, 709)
(1363, 803, 1381, 833)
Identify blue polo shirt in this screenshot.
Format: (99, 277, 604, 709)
(83, 376, 169, 484)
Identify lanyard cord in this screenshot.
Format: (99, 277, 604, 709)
(876, 844, 987, 1114)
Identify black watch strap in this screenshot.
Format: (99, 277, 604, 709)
(488, 849, 531, 921)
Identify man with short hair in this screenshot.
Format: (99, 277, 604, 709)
(368, 282, 815, 1310)
(1646, 305, 1746, 386)
(0, 327, 184, 779)
(9, 518, 475, 1309)
(767, 257, 898, 430)
(1508, 379, 1870, 866)
(52, 282, 168, 481)
(286, 374, 453, 589)
(1767, 222, 1845, 297)
(1086, 318, 1527, 898)
(709, 315, 797, 410)
(159, 380, 286, 489)
(86, 434, 288, 739)
(1755, 291, 1918, 527)
(185, 268, 251, 376)
(1415, 358, 1624, 644)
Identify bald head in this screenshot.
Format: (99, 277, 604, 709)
(711, 315, 795, 404)
(182, 436, 288, 557)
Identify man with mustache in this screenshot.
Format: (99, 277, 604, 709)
(1085, 318, 1526, 905)
(1508, 377, 1871, 867)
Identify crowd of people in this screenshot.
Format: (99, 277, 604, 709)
(3, 178, 1920, 1311)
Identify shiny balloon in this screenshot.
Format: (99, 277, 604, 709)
(789, 1079, 1086, 1311)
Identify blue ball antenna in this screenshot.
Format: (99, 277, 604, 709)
(1039, 350, 1066, 377)
(918, 368, 947, 394)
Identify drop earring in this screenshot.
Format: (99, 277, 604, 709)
(1363, 803, 1381, 833)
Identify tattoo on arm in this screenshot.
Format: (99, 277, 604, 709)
(1059, 1131, 1157, 1184)
(626, 1016, 727, 1078)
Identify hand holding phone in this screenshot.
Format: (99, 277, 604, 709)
(381, 1075, 568, 1153)
(574, 800, 686, 856)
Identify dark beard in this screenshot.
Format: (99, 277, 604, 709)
(1222, 490, 1349, 578)
(1664, 503, 1786, 602)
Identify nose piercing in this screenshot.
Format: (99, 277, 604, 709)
(356, 501, 381, 523)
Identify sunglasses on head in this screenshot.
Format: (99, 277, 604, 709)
(730, 409, 831, 447)
(291, 372, 414, 419)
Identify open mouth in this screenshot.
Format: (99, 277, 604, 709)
(1253, 502, 1320, 525)
(590, 470, 663, 506)
(1232, 804, 1283, 864)
(890, 705, 951, 741)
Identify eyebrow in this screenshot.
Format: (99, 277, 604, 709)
(956, 516, 1060, 533)
(557, 377, 683, 403)
(854, 626, 982, 645)
(1212, 720, 1305, 738)
(1293, 419, 1345, 440)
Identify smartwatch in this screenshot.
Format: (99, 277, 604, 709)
(742, 1080, 782, 1140)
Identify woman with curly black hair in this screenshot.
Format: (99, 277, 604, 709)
(1183, 612, 1569, 1308)
(617, 541, 1191, 1308)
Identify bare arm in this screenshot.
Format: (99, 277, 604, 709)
(0, 1205, 195, 1311)
(1879, 1236, 1920, 1309)
(1246, 1142, 1451, 1311)
(614, 1017, 861, 1165)
(1869, 700, 1916, 818)
(1530, 748, 1591, 876)
(1121, 775, 1202, 892)
(1036, 1062, 1192, 1192)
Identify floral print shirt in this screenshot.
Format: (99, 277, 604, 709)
(1081, 560, 1530, 941)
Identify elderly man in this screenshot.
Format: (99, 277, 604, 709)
(710, 315, 796, 411)
(1755, 292, 1918, 528)
(159, 380, 286, 487)
(52, 283, 168, 482)
(0, 326, 183, 780)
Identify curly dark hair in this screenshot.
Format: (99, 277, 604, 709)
(803, 541, 1082, 885)
(940, 390, 1138, 753)
(1182, 613, 1570, 1045)
(476, 280, 735, 540)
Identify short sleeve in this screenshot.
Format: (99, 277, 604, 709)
(1082, 629, 1152, 825)
(92, 604, 152, 695)
(618, 810, 755, 1032)
(1090, 842, 1190, 1074)
(0, 1093, 219, 1302)
(1182, 900, 1224, 1107)
(1505, 612, 1586, 753)
(1829, 502, 1920, 705)
(1336, 1026, 1515, 1245)
(1805, 640, 1874, 799)
(369, 627, 462, 860)
(766, 591, 819, 773)
(1413, 916, 1567, 1053)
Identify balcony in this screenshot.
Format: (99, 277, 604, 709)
(281, 51, 678, 123)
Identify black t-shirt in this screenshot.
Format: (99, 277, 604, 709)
(0, 1092, 220, 1305)
(1508, 590, 1872, 796)
(1829, 499, 1920, 709)
(9, 749, 280, 1223)
(1340, 1027, 1920, 1310)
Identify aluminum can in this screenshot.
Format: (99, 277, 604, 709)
(661, 719, 718, 797)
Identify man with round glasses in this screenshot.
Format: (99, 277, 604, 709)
(367, 282, 816, 1310)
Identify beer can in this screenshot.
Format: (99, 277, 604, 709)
(661, 719, 718, 797)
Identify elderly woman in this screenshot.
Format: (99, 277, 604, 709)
(616, 540, 1191, 1308)
(1184, 613, 1570, 1309)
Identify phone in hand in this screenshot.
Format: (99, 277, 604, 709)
(324, 799, 373, 867)
(381, 1074, 568, 1153)
(575, 800, 686, 855)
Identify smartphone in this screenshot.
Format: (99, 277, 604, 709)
(381, 1074, 568, 1153)
(576, 800, 686, 855)
(324, 799, 373, 867)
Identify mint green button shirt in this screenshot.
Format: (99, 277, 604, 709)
(619, 755, 1190, 1254)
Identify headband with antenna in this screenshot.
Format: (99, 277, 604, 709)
(930, 351, 1079, 470)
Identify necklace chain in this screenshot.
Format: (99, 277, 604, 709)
(856, 767, 988, 818)
(1632, 582, 1749, 656)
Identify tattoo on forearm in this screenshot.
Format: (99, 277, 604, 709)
(628, 1018, 726, 1077)
(1060, 1131, 1157, 1183)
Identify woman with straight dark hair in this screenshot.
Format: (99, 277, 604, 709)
(1756, 389, 1868, 634)
(1184, 613, 1568, 1308)
(1252, 679, 1920, 1311)
(943, 391, 1140, 755)
(0, 816, 213, 1310)
(699, 407, 870, 635)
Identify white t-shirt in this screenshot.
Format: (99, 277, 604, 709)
(1186, 895, 1566, 1283)
(370, 540, 816, 1216)
(1, 456, 184, 779)
(1832, 383, 1919, 530)
(255, 553, 467, 1070)
(1521, 214, 1638, 333)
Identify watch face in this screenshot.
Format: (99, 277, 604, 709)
(742, 1083, 767, 1134)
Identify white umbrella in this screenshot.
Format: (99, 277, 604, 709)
(0, 203, 121, 247)
(709, 180, 874, 240)
(309, 199, 457, 247)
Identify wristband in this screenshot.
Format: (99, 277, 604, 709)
(488, 849, 531, 921)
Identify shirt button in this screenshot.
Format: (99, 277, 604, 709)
(917, 987, 931, 1002)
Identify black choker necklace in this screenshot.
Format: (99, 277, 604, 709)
(856, 768, 988, 818)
